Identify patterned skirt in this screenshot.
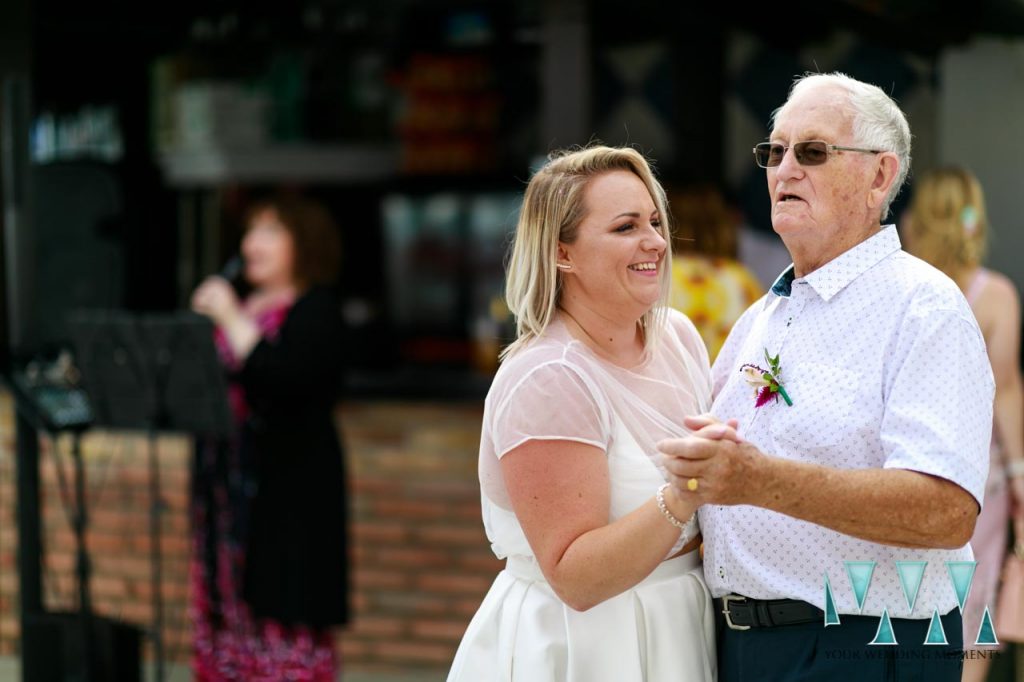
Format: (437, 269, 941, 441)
(191, 486, 338, 681)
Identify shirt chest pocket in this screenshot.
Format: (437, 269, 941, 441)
(767, 361, 861, 452)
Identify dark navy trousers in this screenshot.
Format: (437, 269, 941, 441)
(718, 610, 965, 681)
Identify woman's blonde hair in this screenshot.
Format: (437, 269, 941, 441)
(906, 167, 988, 284)
(502, 145, 672, 359)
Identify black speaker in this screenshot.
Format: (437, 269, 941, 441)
(1, 73, 32, 375)
(2, 79, 127, 364)
(21, 611, 142, 682)
(27, 160, 126, 356)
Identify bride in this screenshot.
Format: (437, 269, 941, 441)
(448, 145, 717, 682)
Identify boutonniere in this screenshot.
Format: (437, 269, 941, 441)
(740, 349, 793, 408)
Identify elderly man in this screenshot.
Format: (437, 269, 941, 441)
(661, 72, 994, 681)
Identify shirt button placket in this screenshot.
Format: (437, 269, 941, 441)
(748, 296, 793, 434)
(775, 283, 806, 350)
(758, 285, 804, 423)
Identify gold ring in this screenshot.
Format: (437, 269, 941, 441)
(687, 478, 699, 492)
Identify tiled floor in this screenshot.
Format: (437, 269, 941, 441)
(0, 657, 445, 682)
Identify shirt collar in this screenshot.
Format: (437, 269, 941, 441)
(768, 225, 901, 303)
(769, 266, 796, 298)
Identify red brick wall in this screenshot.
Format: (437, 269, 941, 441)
(0, 390, 499, 676)
(341, 401, 499, 672)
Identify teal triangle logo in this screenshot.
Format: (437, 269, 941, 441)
(975, 607, 999, 646)
(945, 561, 977, 612)
(824, 573, 841, 626)
(896, 561, 927, 613)
(869, 607, 898, 645)
(924, 608, 948, 645)
(845, 561, 876, 613)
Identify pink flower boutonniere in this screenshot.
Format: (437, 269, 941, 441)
(741, 349, 793, 408)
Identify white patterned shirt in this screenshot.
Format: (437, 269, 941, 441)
(701, 226, 994, 618)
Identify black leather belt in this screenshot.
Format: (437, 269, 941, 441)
(718, 595, 824, 630)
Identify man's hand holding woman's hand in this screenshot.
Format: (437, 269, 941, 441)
(660, 414, 767, 507)
(682, 414, 742, 442)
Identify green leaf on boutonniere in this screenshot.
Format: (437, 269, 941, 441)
(742, 348, 793, 408)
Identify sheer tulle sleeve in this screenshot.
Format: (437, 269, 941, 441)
(666, 308, 713, 408)
(490, 360, 612, 458)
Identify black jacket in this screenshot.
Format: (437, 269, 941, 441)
(237, 286, 350, 628)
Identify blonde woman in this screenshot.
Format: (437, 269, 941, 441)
(905, 167, 1024, 682)
(447, 146, 717, 681)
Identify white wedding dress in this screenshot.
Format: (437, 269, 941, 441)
(448, 310, 717, 682)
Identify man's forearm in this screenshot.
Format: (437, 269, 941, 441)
(753, 454, 977, 549)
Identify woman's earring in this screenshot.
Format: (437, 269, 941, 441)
(556, 263, 571, 271)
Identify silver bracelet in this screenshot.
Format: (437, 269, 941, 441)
(1007, 459, 1024, 478)
(656, 482, 689, 529)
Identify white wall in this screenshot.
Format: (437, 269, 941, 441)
(940, 37, 1024, 293)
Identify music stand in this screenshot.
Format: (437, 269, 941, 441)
(68, 310, 232, 682)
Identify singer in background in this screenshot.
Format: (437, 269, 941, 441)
(190, 193, 349, 682)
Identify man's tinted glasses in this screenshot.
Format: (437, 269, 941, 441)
(753, 140, 883, 168)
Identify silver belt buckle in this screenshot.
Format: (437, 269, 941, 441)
(721, 594, 751, 630)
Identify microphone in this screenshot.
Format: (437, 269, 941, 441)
(219, 255, 243, 282)
(218, 255, 248, 296)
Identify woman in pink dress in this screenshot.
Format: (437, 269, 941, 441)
(190, 194, 349, 681)
(905, 167, 1024, 682)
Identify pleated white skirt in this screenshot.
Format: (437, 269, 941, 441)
(447, 550, 716, 682)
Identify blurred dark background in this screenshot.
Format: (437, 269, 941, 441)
(4, 0, 1024, 392)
